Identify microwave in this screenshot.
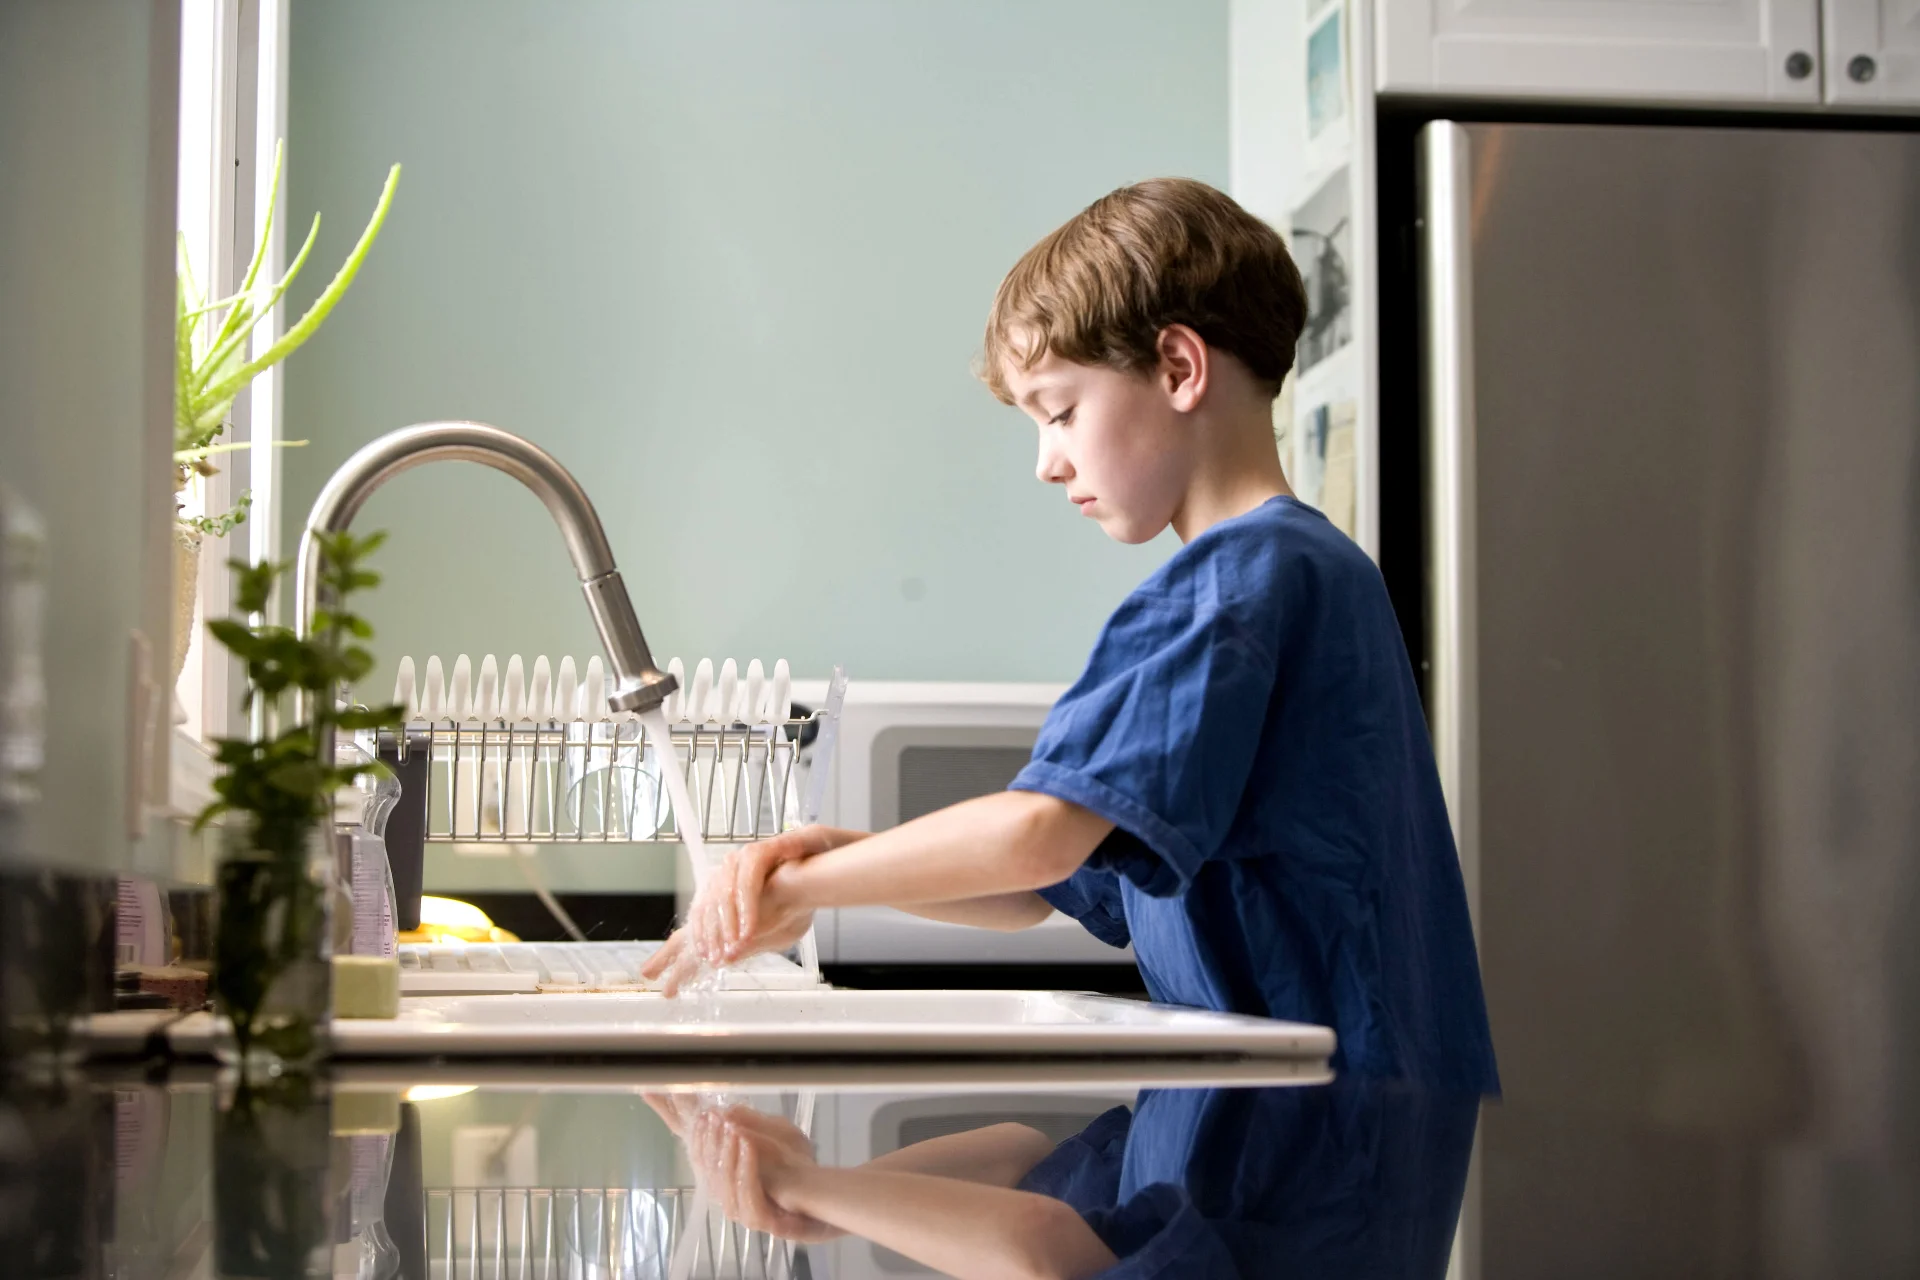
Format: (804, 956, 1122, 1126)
(808, 1084, 1138, 1279)
(790, 681, 1134, 968)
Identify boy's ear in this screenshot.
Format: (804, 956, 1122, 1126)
(1156, 324, 1209, 411)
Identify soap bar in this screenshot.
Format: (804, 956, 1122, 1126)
(332, 1088, 402, 1135)
(333, 954, 401, 1019)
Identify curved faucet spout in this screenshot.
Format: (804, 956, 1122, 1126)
(295, 421, 677, 720)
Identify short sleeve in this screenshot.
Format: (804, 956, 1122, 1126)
(1035, 859, 1133, 948)
(1016, 1104, 1132, 1209)
(1083, 1187, 1238, 1279)
(1011, 580, 1282, 895)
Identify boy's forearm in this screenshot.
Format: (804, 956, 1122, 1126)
(863, 1122, 1058, 1187)
(775, 792, 1111, 913)
(893, 893, 1054, 931)
(776, 1165, 1117, 1280)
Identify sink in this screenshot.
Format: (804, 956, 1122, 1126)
(327, 989, 1336, 1060)
(405, 990, 1080, 1026)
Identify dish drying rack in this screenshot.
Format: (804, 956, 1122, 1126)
(425, 1182, 802, 1280)
(416, 1093, 817, 1280)
(373, 656, 846, 847)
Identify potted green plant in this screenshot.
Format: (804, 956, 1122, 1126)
(173, 143, 400, 681)
(195, 532, 403, 1070)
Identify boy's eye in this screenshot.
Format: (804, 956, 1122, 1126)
(1047, 407, 1075, 426)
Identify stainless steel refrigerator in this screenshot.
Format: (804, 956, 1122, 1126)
(1392, 120, 1920, 1277)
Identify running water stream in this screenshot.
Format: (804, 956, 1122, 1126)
(641, 707, 708, 880)
(640, 707, 725, 996)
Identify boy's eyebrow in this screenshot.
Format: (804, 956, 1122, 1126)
(1013, 376, 1067, 411)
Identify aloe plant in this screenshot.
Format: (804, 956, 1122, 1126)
(176, 142, 401, 525)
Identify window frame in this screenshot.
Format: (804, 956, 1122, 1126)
(171, 0, 288, 812)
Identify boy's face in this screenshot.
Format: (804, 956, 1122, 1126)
(1004, 349, 1195, 546)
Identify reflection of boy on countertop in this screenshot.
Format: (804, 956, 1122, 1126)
(652, 1079, 1477, 1278)
(646, 178, 1498, 1092)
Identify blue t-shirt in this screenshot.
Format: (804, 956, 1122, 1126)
(1016, 1084, 1479, 1279)
(1010, 497, 1499, 1091)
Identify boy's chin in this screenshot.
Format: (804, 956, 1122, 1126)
(1098, 512, 1167, 545)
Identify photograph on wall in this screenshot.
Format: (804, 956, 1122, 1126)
(1291, 168, 1352, 376)
(1293, 398, 1357, 538)
(1306, 6, 1346, 141)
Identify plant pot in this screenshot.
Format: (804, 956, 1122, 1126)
(213, 824, 334, 1073)
(172, 522, 202, 686)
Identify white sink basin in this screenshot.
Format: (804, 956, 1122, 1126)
(331, 989, 1335, 1060)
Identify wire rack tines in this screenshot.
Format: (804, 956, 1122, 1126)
(394, 714, 814, 845)
(426, 1185, 799, 1280)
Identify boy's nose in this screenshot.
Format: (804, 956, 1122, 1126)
(1036, 439, 1072, 485)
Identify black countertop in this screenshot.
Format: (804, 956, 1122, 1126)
(4, 1060, 1916, 1280)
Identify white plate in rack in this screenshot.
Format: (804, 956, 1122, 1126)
(329, 989, 1335, 1060)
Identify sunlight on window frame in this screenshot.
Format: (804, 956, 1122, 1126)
(173, 0, 287, 753)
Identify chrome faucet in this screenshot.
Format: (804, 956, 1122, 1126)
(294, 422, 677, 728)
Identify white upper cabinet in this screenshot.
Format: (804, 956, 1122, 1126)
(1377, 0, 1823, 105)
(1823, 0, 1920, 104)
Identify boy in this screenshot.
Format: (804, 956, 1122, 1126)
(645, 178, 1498, 1091)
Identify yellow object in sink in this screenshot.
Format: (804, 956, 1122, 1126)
(396, 894, 521, 945)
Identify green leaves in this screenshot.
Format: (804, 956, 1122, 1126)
(234, 558, 278, 615)
(196, 534, 404, 851)
(174, 138, 400, 493)
(201, 522, 402, 1072)
(179, 489, 253, 539)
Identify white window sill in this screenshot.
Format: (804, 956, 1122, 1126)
(127, 725, 221, 885)
(170, 722, 217, 819)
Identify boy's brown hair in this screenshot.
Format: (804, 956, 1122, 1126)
(981, 177, 1307, 404)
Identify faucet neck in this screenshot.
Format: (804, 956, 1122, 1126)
(294, 422, 676, 730)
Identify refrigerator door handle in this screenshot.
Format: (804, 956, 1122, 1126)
(1417, 121, 1480, 939)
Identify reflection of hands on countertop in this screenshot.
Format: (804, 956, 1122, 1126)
(688, 1104, 843, 1245)
(653, 1092, 1119, 1277)
(642, 1093, 836, 1242)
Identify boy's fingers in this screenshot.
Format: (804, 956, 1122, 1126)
(640, 931, 683, 981)
(732, 1133, 795, 1233)
(688, 891, 714, 961)
(752, 830, 796, 864)
(716, 1122, 783, 1234)
(702, 891, 729, 963)
(714, 852, 741, 952)
(735, 847, 773, 942)
(640, 1092, 695, 1136)
(657, 955, 683, 998)
(669, 948, 706, 997)
(657, 937, 706, 997)
(730, 845, 786, 957)
(727, 1103, 809, 1148)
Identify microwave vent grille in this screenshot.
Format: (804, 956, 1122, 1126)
(897, 745, 1032, 824)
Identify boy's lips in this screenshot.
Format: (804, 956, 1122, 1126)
(1070, 494, 1096, 513)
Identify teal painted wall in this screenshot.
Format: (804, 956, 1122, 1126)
(282, 0, 1226, 698)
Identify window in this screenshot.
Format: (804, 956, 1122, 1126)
(172, 0, 287, 796)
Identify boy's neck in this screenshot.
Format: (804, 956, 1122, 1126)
(1169, 406, 1294, 544)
